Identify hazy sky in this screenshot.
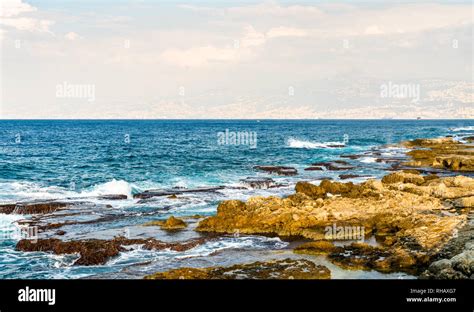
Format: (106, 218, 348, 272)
(0, 0, 472, 119)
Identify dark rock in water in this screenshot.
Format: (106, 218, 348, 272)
(333, 160, 350, 165)
(253, 166, 298, 176)
(55, 230, 66, 236)
(340, 154, 363, 159)
(462, 136, 474, 143)
(144, 258, 331, 279)
(311, 162, 355, 171)
(240, 177, 277, 189)
(16, 236, 209, 266)
(339, 174, 370, 180)
(98, 194, 128, 200)
(0, 201, 69, 214)
(134, 186, 225, 199)
(143, 216, 187, 230)
(304, 166, 324, 171)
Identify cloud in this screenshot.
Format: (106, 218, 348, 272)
(64, 31, 81, 40)
(180, 2, 324, 18)
(160, 25, 266, 67)
(0, 0, 54, 36)
(0, 0, 36, 17)
(266, 26, 308, 39)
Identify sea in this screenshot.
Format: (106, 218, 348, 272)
(0, 119, 473, 279)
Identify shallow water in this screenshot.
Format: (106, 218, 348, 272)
(1, 119, 473, 279)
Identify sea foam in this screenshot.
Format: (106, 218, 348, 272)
(287, 138, 345, 149)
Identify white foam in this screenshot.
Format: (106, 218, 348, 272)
(360, 157, 377, 163)
(287, 138, 345, 149)
(80, 179, 134, 199)
(450, 126, 474, 132)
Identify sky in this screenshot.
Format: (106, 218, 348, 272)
(0, 0, 472, 119)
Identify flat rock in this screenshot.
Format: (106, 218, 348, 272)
(144, 258, 330, 279)
(253, 166, 298, 176)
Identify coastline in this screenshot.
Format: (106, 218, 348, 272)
(1, 133, 472, 279)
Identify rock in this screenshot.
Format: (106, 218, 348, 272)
(381, 172, 425, 185)
(294, 240, 343, 255)
(327, 243, 428, 274)
(16, 236, 207, 265)
(97, 195, 128, 200)
(451, 250, 474, 276)
(340, 154, 363, 159)
(239, 177, 277, 189)
(339, 174, 370, 180)
(144, 259, 330, 279)
(197, 172, 469, 275)
(134, 186, 225, 199)
(304, 166, 324, 171)
(452, 196, 474, 208)
(295, 182, 326, 199)
(423, 250, 474, 279)
(0, 201, 69, 214)
(311, 162, 355, 171)
(167, 194, 178, 199)
(401, 138, 474, 172)
(143, 216, 187, 230)
(253, 166, 298, 176)
(462, 136, 474, 143)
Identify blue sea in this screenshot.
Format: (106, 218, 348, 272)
(0, 119, 473, 279)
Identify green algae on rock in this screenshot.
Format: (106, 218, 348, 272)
(144, 258, 330, 279)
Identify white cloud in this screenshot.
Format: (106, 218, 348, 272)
(266, 26, 308, 39)
(64, 32, 80, 40)
(0, 0, 36, 18)
(0, 0, 54, 36)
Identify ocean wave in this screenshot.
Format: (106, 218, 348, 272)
(80, 179, 136, 199)
(0, 179, 140, 202)
(359, 157, 377, 163)
(449, 126, 474, 132)
(287, 138, 345, 149)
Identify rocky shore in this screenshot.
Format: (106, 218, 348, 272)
(6, 136, 473, 279)
(193, 137, 473, 278)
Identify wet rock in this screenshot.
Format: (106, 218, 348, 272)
(304, 166, 324, 171)
(167, 194, 178, 199)
(294, 240, 343, 255)
(143, 216, 187, 230)
(253, 166, 298, 176)
(340, 154, 363, 159)
(327, 242, 429, 274)
(97, 195, 128, 200)
(144, 258, 330, 279)
(339, 174, 371, 180)
(311, 162, 355, 171)
(0, 201, 69, 214)
(134, 186, 225, 199)
(463, 136, 474, 143)
(402, 138, 474, 172)
(239, 177, 277, 189)
(16, 236, 208, 265)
